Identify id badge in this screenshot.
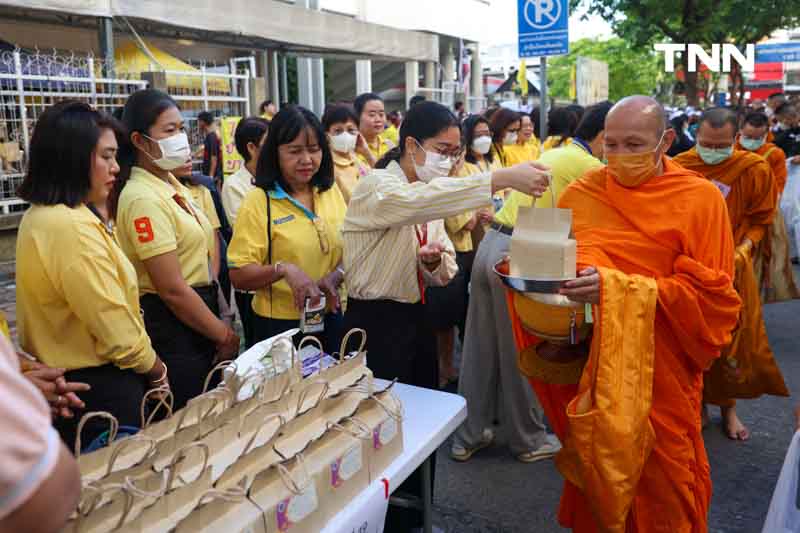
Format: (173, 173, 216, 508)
(299, 295, 326, 334)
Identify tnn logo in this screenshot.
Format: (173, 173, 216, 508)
(654, 44, 755, 73)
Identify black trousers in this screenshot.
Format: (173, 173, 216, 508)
(343, 298, 437, 532)
(234, 290, 255, 349)
(54, 364, 146, 453)
(251, 311, 344, 354)
(140, 285, 219, 410)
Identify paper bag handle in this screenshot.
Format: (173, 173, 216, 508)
(242, 414, 286, 456)
(75, 482, 134, 530)
(122, 469, 167, 499)
(336, 328, 367, 363)
(140, 387, 174, 428)
(371, 391, 404, 422)
(327, 419, 372, 441)
(75, 411, 119, 456)
(295, 380, 330, 415)
(105, 434, 157, 477)
(166, 442, 210, 491)
(276, 454, 311, 496)
(203, 360, 237, 393)
(197, 486, 248, 506)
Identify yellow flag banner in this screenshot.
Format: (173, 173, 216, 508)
(221, 117, 244, 175)
(517, 60, 528, 97)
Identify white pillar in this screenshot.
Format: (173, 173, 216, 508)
(269, 50, 280, 107)
(312, 57, 325, 115)
(356, 59, 372, 94)
(470, 44, 483, 108)
(405, 61, 420, 108)
(442, 44, 455, 83)
(425, 61, 436, 89)
(297, 57, 314, 110)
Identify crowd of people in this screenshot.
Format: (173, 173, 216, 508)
(0, 85, 796, 532)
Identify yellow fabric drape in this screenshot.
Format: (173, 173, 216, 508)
(556, 268, 658, 533)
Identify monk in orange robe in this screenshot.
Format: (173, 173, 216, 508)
(736, 110, 800, 302)
(674, 107, 788, 441)
(510, 96, 741, 531)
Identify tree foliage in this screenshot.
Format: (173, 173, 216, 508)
(547, 37, 663, 102)
(572, 0, 800, 105)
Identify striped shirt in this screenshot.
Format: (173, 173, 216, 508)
(342, 161, 493, 303)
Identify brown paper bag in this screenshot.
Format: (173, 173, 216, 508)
(174, 485, 268, 533)
(215, 414, 285, 491)
(62, 484, 134, 533)
(321, 374, 371, 426)
(136, 387, 179, 444)
(307, 420, 371, 524)
(251, 455, 326, 533)
(350, 388, 404, 483)
(510, 206, 577, 280)
(117, 443, 213, 533)
(75, 412, 142, 483)
(272, 383, 330, 460)
(195, 420, 248, 482)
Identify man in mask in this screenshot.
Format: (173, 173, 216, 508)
(544, 96, 741, 531)
(773, 102, 800, 161)
(674, 107, 787, 442)
(737, 111, 788, 195)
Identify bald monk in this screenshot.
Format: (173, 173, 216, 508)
(674, 108, 789, 441)
(520, 96, 741, 531)
(736, 111, 800, 302)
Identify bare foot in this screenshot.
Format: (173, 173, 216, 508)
(701, 404, 711, 429)
(722, 406, 750, 441)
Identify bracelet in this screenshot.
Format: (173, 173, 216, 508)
(151, 363, 168, 384)
(336, 266, 345, 277)
(274, 261, 284, 278)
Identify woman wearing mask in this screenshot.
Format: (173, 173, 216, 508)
(228, 106, 347, 348)
(354, 92, 392, 167)
(322, 104, 371, 204)
(111, 89, 239, 410)
(16, 101, 170, 447)
(341, 101, 550, 532)
(489, 108, 522, 168)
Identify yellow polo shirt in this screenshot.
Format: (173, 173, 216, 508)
(184, 182, 221, 230)
(16, 204, 156, 373)
(227, 183, 347, 320)
(357, 134, 393, 166)
(0, 311, 8, 340)
(116, 167, 216, 294)
(542, 136, 572, 151)
(494, 142, 602, 227)
(504, 142, 539, 166)
(333, 152, 369, 204)
(384, 125, 399, 146)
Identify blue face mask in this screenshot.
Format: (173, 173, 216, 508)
(739, 135, 766, 151)
(697, 144, 733, 165)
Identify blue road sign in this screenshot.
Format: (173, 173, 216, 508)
(518, 0, 569, 58)
(755, 42, 800, 64)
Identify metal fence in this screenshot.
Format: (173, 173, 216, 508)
(0, 49, 254, 215)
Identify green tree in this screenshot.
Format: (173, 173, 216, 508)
(572, 0, 800, 106)
(547, 37, 663, 102)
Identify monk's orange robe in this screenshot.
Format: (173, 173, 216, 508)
(673, 148, 787, 405)
(545, 158, 740, 531)
(735, 140, 787, 197)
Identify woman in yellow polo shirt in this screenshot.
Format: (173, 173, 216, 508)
(111, 89, 239, 410)
(322, 104, 371, 204)
(488, 107, 522, 168)
(228, 106, 347, 348)
(541, 106, 580, 151)
(16, 101, 170, 447)
(354, 92, 393, 167)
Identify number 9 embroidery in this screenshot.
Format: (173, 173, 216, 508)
(134, 217, 154, 243)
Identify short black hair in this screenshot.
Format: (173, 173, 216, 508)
(768, 92, 786, 101)
(574, 101, 614, 143)
(259, 99, 274, 113)
(198, 111, 214, 125)
(321, 104, 359, 131)
(255, 106, 334, 194)
(409, 95, 426, 108)
(698, 107, 739, 134)
(18, 100, 123, 207)
(354, 92, 383, 118)
(489, 108, 521, 145)
(776, 102, 797, 116)
(234, 117, 270, 163)
(743, 111, 770, 129)
(462, 114, 494, 165)
(454, 101, 464, 110)
(375, 101, 459, 169)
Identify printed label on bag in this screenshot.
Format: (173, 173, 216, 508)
(277, 485, 318, 530)
(373, 418, 398, 450)
(331, 444, 363, 487)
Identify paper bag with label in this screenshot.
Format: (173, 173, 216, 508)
(174, 486, 268, 533)
(510, 206, 577, 280)
(250, 456, 326, 533)
(307, 421, 371, 524)
(350, 388, 404, 483)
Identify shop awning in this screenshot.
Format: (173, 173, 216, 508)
(114, 40, 229, 93)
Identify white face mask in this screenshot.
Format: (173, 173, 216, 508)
(472, 135, 492, 155)
(329, 131, 357, 153)
(413, 140, 453, 183)
(142, 132, 191, 171)
(503, 132, 518, 146)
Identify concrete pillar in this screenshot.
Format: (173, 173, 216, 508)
(470, 43, 483, 107)
(280, 55, 288, 104)
(141, 71, 168, 92)
(405, 61, 420, 108)
(356, 59, 372, 94)
(312, 57, 325, 115)
(269, 50, 280, 107)
(297, 57, 314, 111)
(442, 44, 455, 84)
(97, 16, 114, 77)
(297, 0, 325, 115)
(424, 61, 436, 89)
(258, 50, 269, 107)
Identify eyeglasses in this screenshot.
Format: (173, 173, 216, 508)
(416, 140, 465, 161)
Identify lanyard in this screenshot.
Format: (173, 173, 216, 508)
(415, 223, 428, 304)
(572, 137, 592, 155)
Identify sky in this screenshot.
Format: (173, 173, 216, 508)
(485, 0, 614, 46)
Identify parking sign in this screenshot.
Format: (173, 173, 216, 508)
(518, 0, 569, 58)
